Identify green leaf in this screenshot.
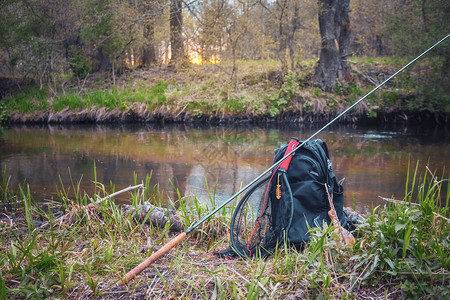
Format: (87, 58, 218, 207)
(384, 257, 395, 269)
(402, 221, 413, 258)
(395, 221, 408, 232)
(369, 254, 379, 273)
(325, 274, 331, 287)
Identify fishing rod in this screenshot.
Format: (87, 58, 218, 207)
(117, 33, 449, 286)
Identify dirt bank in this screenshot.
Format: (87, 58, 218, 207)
(8, 106, 449, 126)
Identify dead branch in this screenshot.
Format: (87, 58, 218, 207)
(100, 183, 144, 203)
(40, 183, 145, 228)
(433, 212, 450, 222)
(325, 184, 355, 247)
(378, 196, 420, 206)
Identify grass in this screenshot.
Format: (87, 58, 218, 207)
(0, 164, 448, 299)
(51, 81, 169, 112)
(2, 86, 48, 114)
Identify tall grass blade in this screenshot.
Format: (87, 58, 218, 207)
(405, 158, 411, 201)
(402, 221, 413, 258)
(20, 185, 35, 233)
(409, 161, 419, 204)
(0, 274, 6, 300)
(446, 173, 450, 208)
(1, 165, 11, 203)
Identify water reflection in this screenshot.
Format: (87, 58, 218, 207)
(0, 123, 448, 213)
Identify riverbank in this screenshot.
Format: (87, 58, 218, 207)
(2, 58, 449, 126)
(7, 105, 450, 125)
(0, 167, 448, 299)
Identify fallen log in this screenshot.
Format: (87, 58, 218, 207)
(122, 202, 182, 232)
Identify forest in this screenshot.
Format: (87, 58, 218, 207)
(0, 0, 449, 123)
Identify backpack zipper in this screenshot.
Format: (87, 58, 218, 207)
(299, 155, 323, 180)
(305, 144, 328, 181)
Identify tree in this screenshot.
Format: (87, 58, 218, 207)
(170, 0, 184, 64)
(382, 0, 449, 111)
(185, 0, 255, 81)
(141, 2, 157, 66)
(222, 1, 249, 82)
(313, 0, 352, 92)
(185, 0, 226, 64)
(273, 0, 302, 72)
(258, 0, 304, 73)
(350, 0, 391, 56)
(0, 0, 85, 84)
(139, 0, 166, 66)
(286, 1, 301, 70)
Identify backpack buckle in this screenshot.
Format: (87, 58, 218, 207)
(327, 159, 333, 171)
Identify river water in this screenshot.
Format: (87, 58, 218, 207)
(0, 123, 448, 213)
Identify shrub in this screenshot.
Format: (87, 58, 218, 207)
(69, 49, 91, 79)
(225, 97, 246, 113)
(0, 102, 9, 124)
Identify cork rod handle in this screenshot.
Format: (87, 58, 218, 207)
(117, 232, 187, 286)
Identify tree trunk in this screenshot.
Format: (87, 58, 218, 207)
(288, 1, 300, 70)
(95, 47, 112, 72)
(142, 21, 157, 66)
(375, 35, 387, 56)
(141, 1, 157, 66)
(276, 0, 288, 74)
(313, 0, 352, 92)
(170, 0, 184, 64)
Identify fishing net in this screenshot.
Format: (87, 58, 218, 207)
(228, 166, 294, 258)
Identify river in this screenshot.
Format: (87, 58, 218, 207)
(0, 123, 448, 213)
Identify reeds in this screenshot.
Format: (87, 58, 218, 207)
(0, 164, 448, 299)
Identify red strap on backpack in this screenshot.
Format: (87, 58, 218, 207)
(278, 139, 300, 171)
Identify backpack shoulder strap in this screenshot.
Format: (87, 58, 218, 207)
(313, 140, 334, 183)
(316, 139, 330, 158)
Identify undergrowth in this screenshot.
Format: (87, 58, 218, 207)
(0, 164, 448, 299)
